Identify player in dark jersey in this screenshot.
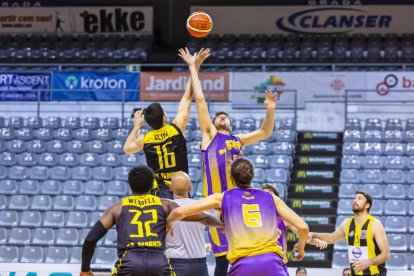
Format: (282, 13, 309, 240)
(79, 165, 222, 276)
(179, 47, 279, 275)
(123, 48, 211, 199)
(167, 157, 309, 276)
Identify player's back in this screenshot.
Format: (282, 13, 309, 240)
(116, 194, 167, 256)
(143, 123, 188, 185)
(221, 187, 283, 264)
(201, 132, 243, 195)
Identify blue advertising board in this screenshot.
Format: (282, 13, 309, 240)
(52, 71, 139, 101)
(0, 72, 51, 101)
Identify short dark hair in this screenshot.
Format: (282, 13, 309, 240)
(231, 157, 254, 186)
(144, 103, 164, 129)
(128, 166, 154, 194)
(212, 111, 231, 124)
(262, 183, 279, 196)
(355, 191, 373, 213)
(296, 266, 307, 274)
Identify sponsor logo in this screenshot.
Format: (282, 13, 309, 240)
(299, 157, 309, 164)
(287, 232, 297, 241)
(64, 75, 126, 90)
(360, 230, 367, 239)
(349, 230, 354, 237)
(295, 185, 305, 192)
(375, 74, 398, 96)
(292, 200, 302, 208)
(253, 75, 285, 103)
(352, 246, 362, 258)
(301, 144, 311, 151)
(140, 72, 229, 101)
(304, 132, 313, 139)
(276, 8, 392, 34)
(80, 8, 146, 33)
(331, 77, 345, 93)
(297, 171, 307, 178)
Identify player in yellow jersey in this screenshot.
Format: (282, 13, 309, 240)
(79, 165, 222, 276)
(123, 48, 211, 199)
(309, 191, 390, 276)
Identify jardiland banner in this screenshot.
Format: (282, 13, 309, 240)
(140, 72, 230, 102)
(52, 71, 139, 101)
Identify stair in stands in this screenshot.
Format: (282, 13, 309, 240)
(286, 131, 343, 269)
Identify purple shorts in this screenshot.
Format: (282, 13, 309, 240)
(228, 252, 287, 276)
(208, 227, 228, 256)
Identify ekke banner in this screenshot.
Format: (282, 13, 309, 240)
(140, 72, 230, 102)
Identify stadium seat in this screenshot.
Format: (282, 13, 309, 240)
(14, 128, 34, 141)
(53, 128, 73, 141)
(28, 166, 49, 181)
(340, 169, 359, 183)
(269, 142, 294, 155)
(87, 140, 106, 154)
(362, 169, 382, 183)
(384, 156, 406, 169)
(384, 143, 405, 155)
(103, 117, 120, 130)
(8, 116, 24, 129)
(384, 184, 406, 199)
(47, 140, 66, 154)
(26, 116, 43, 129)
(34, 128, 53, 141)
(32, 228, 54, 246)
(385, 216, 407, 233)
(384, 169, 406, 184)
(107, 181, 128, 196)
(76, 195, 97, 211)
(72, 166, 92, 181)
(84, 180, 105, 196)
(41, 180, 61, 195)
(0, 211, 18, 227)
(384, 199, 407, 215)
(338, 183, 359, 198)
(0, 180, 17, 194)
(386, 253, 408, 270)
(89, 212, 102, 228)
(9, 195, 30, 210)
(0, 246, 18, 262)
(332, 251, 349, 268)
(363, 143, 383, 155)
(56, 228, 79, 246)
(101, 153, 120, 167)
(341, 155, 361, 169)
(265, 169, 288, 183)
(0, 128, 14, 140)
(93, 247, 117, 264)
(107, 141, 124, 154)
(43, 211, 64, 228)
(20, 246, 43, 263)
(387, 233, 407, 252)
(121, 154, 145, 167)
(8, 227, 31, 245)
(73, 128, 92, 141)
(7, 140, 26, 154)
(250, 155, 269, 169)
(20, 210, 42, 228)
(384, 130, 403, 143)
(18, 153, 38, 167)
(44, 117, 62, 129)
(103, 228, 117, 247)
(45, 247, 69, 263)
(337, 199, 353, 215)
(268, 155, 291, 169)
(31, 195, 52, 211)
(93, 129, 112, 141)
(98, 196, 119, 211)
(342, 142, 361, 155)
(64, 117, 81, 129)
(363, 130, 383, 142)
(26, 140, 46, 153)
(69, 247, 82, 264)
(66, 211, 89, 228)
(114, 167, 130, 181)
(333, 238, 347, 251)
(53, 195, 75, 211)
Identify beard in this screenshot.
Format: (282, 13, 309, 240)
(352, 204, 363, 214)
(216, 122, 230, 132)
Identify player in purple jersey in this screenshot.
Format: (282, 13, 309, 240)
(179, 47, 279, 276)
(262, 184, 327, 275)
(167, 157, 310, 276)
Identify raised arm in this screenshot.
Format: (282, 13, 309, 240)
(166, 193, 223, 233)
(123, 109, 145, 155)
(172, 48, 211, 134)
(352, 220, 390, 273)
(285, 222, 327, 250)
(178, 48, 216, 145)
(80, 202, 120, 275)
(309, 219, 348, 245)
(272, 194, 308, 261)
(236, 89, 278, 146)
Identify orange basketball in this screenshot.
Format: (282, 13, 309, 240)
(186, 11, 213, 38)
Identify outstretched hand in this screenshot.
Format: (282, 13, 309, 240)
(178, 47, 197, 66)
(195, 48, 211, 68)
(264, 88, 279, 110)
(134, 108, 145, 128)
(292, 243, 305, 261)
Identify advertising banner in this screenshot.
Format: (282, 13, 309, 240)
(0, 6, 153, 34)
(0, 72, 51, 101)
(52, 71, 139, 101)
(231, 72, 365, 108)
(191, 5, 414, 34)
(364, 72, 414, 101)
(140, 72, 230, 102)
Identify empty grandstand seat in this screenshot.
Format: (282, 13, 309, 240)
(103, 228, 117, 247)
(84, 180, 105, 196)
(387, 233, 407, 252)
(8, 227, 31, 245)
(384, 156, 406, 169)
(386, 253, 408, 270)
(339, 183, 359, 198)
(72, 166, 92, 181)
(0, 245, 18, 262)
(340, 169, 359, 183)
(337, 199, 353, 215)
(0, 166, 5, 179)
(7, 140, 26, 154)
(0, 179, 17, 194)
(361, 184, 383, 198)
(66, 211, 88, 228)
(363, 143, 383, 155)
(365, 118, 382, 130)
(73, 128, 92, 141)
(26, 116, 43, 129)
(362, 155, 383, 169)
(384, 130, 403, 142)
(88, 140, 106, 154)
(20, 210, 42, 228)
(107, 141, 124, 154)
(98, 196, 119, 211)
(121, 154, 145, 167)
(114, 167, 130, 181)
(385, 143, 405, 155)
(385, 216, 407, 233)
(14, 128, 33, 141)
(384, 184, 407, 199)
(64, 117, 81, 129)
(31, 195, 52, 211)
(28, 166, 49, 180)
(53, 128, 73, 141)
(107, 181, 128, 196)
(34, 128, 53, 141)
(265, 169, 288, 184)
(268, 155, 291, 169)
(332, 251, 349, 268)
(8, 116, 24, 129)
(384, 169, 406, 184)
(275, 130, 296, 142)
(18, 152, 38, 167)
(343, 142, 361, 155)
(0, 210, 18, 227)
(384, 199, 407, 215)
(250, 155, 269, 169)
(76, 195, 97, 211)
(83, 117, 100, 130)
(69, 247, 82, 264)
(0, 128, 14, 140)
(9, 195, 29, 210)
(103, 117, 120, 130)
(362, 169, 382, 183)
(252, 141, 270, 155)
(47, 140, 66, 154)
(341, 155, 361, 169)
(56, 228, 79, 246)
(61, 180, 82, 195)
(44, 117, 62, 129)
(93, 129, 112, 141)
(93, 247, 117, 264)
(32, 228, 54, 246)
(270, 142, 293, 155)
(363, 130, 383, 142)
(20, 246, 43, 263)
(53, 195, 75, 211)
(45, 247, 69, 263)
(406, 130, 414, 143)
(43, 211, 64, 228)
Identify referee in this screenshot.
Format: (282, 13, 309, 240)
(165, 172, 209, 276)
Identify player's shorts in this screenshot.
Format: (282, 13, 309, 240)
(112, 249, 175, 276)
(227, 252, 287, 276)
(208, 227, 228, 256)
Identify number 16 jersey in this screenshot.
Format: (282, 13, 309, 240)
(143, 124, 188, 186)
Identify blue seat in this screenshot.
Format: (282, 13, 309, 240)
(9, 195, 30, 210)
(337, 199, 353, 215)
(47, 140, 66, 154)
(385, 118, 403, 131)
(251, 142, 270, 155)
(98, 196, 119, 211)
(38, 153, 59, 167)
(53, 195, 75, 211)
(269, 142, 293, 155)
(268, 155, 291, 169)
(28, 166, 49, 180)
(52, 128, 73, 141)
(384, 143, 405, 155)
(362, 155, 383, 169)
(100, 153, 120, 167)
(385, 216, 407, 233)
(8, 228, 31, 245)
(62, 180, 83, 195)
(363, 130, 383, 142)
(114, 167, 130, 181)
(405, 130, 414, 143)
(365, 118, 382, 130)
(384, 130, 403, 143)
(107, 181, 128, 196)
(93, 247, 117, 264)
(384, 169, 406, 184)
(6, 140, 25, 153)
(250, 155, 269, 169)
(92, 129, 112, 141)
(32, 228, 54, 246)
(342, 155, 361, 169)
(386, 253, 408, 270)
(8, 116, 24, 129)
(0, 128, 14, 140)
(0, 180, 17, 194)
(84, 180, 105, 195)
(44, 117, 62, 129)
(79, 153, 100, 167)
(49, 166, 70, 181)
(0, 195, 6, 209)
(384, 156, 406, 169)
(73, 128, 92, 141)
(56, 228, 79, 246)
(31, 195, 52, 211)
(19, 180, 40, 195)
(106, 140, 124, 154)
(14, 128, 33, 141)
(343, 143, 361, 155)
(26, 140, 46, 153)
(332, 252, 349, 269)
(20, 210, 42, 227)
(40, 180, 61, 195)
(34, 128, 53, 141)
(45, 247, 69, 263)
(339, 183, 359, 198)
(0, 246, 18, 262)
(121, 154, 145, 167)
(340, 169, 360, 183)
(92, 166, 114, 181)
(59, 153, 79, 167)
(362, 169, 382, 183)
(83, 117, 100, 130)
(264, 168, 288, 183)
(87, 140, 106, 154)
(111, 128, 129, 141)
(103, 117, 120, 130)
(72, 166, 92, 181)
(275, 130, 296, 143)
(20, 246, 43, 263)
(187, 141, 201, 154)
(343, 130, 361, 142)
(43, 211, 64, 227)
(8, 166, 28, 180)
(26, 116, 43, 129)
(69, 247, 82, 264)
(122, 117, 134, 129)
(384, 199, 407, 215)
(361, 184, 383, 199)
(188, 154, 201, 167)
(17, 153, 38, 167)
(0, 166, 6, 180)
(76, 196, 97, 211)
(64, 117, 81, 129)
(362, 143, 383, 155)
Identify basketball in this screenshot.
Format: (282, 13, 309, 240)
(186, 11, 213, 38)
